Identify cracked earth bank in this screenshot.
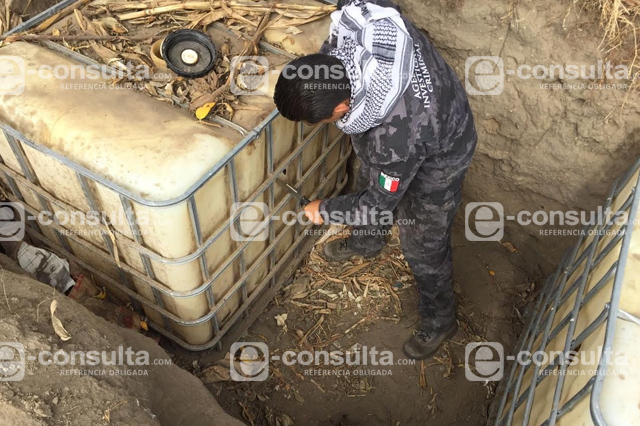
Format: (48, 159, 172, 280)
(396, 0, 640, 271)
(0, 254, 243, 426)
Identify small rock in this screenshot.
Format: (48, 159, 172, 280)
(52, 397, 59, 405)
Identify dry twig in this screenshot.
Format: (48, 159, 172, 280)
(190, 8, 273, 110)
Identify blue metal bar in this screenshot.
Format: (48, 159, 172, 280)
(494, 274, 553, 425)
(266, 122, 277, 289)
(521, 182, 617, 424)
(515, 306, 609, 415)
(187, 196, 222, 349)
(502, 242, 580, 425)
(494, 158, 640, 426)
(227, 159, 248, 317)
(538, 377, 596, 426)
(0, 0, 350, 353)
(320, 126, 329, 186)
(0, 118, 343, 269)
(119, 195, 170, 329)
(0, 152, 41, 233)
(1, 132, 350, 302)
(3, 129, 73, 252)
(22, 164, 350, 351)
(2, 0, 78, 36)
(76, 171, 140, 311)
(0, 110, 280, 208)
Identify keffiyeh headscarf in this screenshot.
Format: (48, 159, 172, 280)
(328, 0, 415, 135)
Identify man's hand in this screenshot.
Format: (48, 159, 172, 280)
(303, 200, 324, 224)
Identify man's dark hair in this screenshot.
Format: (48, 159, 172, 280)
(274, 54, 351, 123)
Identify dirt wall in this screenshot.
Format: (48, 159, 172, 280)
(395, 0, 640, 272)
(0, 255, 243, 426)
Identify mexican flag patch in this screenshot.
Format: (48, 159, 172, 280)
(379, 172, 400, 193)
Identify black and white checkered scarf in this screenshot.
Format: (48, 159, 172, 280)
(327, 0, 415, 135)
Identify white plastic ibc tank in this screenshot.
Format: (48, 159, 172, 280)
(492, 159, 640, 426)
(0, 11, 348, 348)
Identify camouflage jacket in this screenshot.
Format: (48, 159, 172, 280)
(319, 0, 474, 225)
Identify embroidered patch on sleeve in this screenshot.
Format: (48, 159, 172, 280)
(378, 171, 400, 193)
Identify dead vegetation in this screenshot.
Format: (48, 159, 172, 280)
(193, 226, 521, 424)
(565, 0, 640, 117)
(1, 0, 24, 34)
(199, 230, 419, 424)
(575, 0, 640, 76)
(275, 237, 410, 352)
(1, 0, 334, 122)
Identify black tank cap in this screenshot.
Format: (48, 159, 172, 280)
(161, 29, 217, 78)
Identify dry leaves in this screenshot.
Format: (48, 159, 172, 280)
(201, 364, 231, 382)
(107, 0, 333, 30)
(50, 300, 72, 341)
(285, 26, 303, 35)
(96, 17, 128, 34)
(501, 241, 518, 253)
(274, 228, 412, 354)
(0, 0, 23, 35)
(576, 0, 640, 87)
(275, 313, 288, 332)
(22, 0, 332, 121)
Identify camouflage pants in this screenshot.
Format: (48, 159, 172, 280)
(351, 120, 477, 332)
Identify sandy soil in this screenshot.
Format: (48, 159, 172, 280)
(0, 254, 242, 426)
(197, 224, 537, 426)
(0, 221, 537, 426)
(3, 0, 636, 425)
(398, 0, 640, 270)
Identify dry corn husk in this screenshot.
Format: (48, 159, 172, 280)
(113, 0, 333, 23)
(576, 0, 640, 74)
(0, 0, 23, 35)
(50, 300, 72, 341)
(26, 0, 332, 121)
(96, 17, 128, 34)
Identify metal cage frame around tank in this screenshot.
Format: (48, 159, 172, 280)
(0, 0, 348, 352)
(491, 157, 640, 426)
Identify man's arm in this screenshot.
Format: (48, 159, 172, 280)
(313, 121, 426, 226)
(318, 157, 423, 226)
